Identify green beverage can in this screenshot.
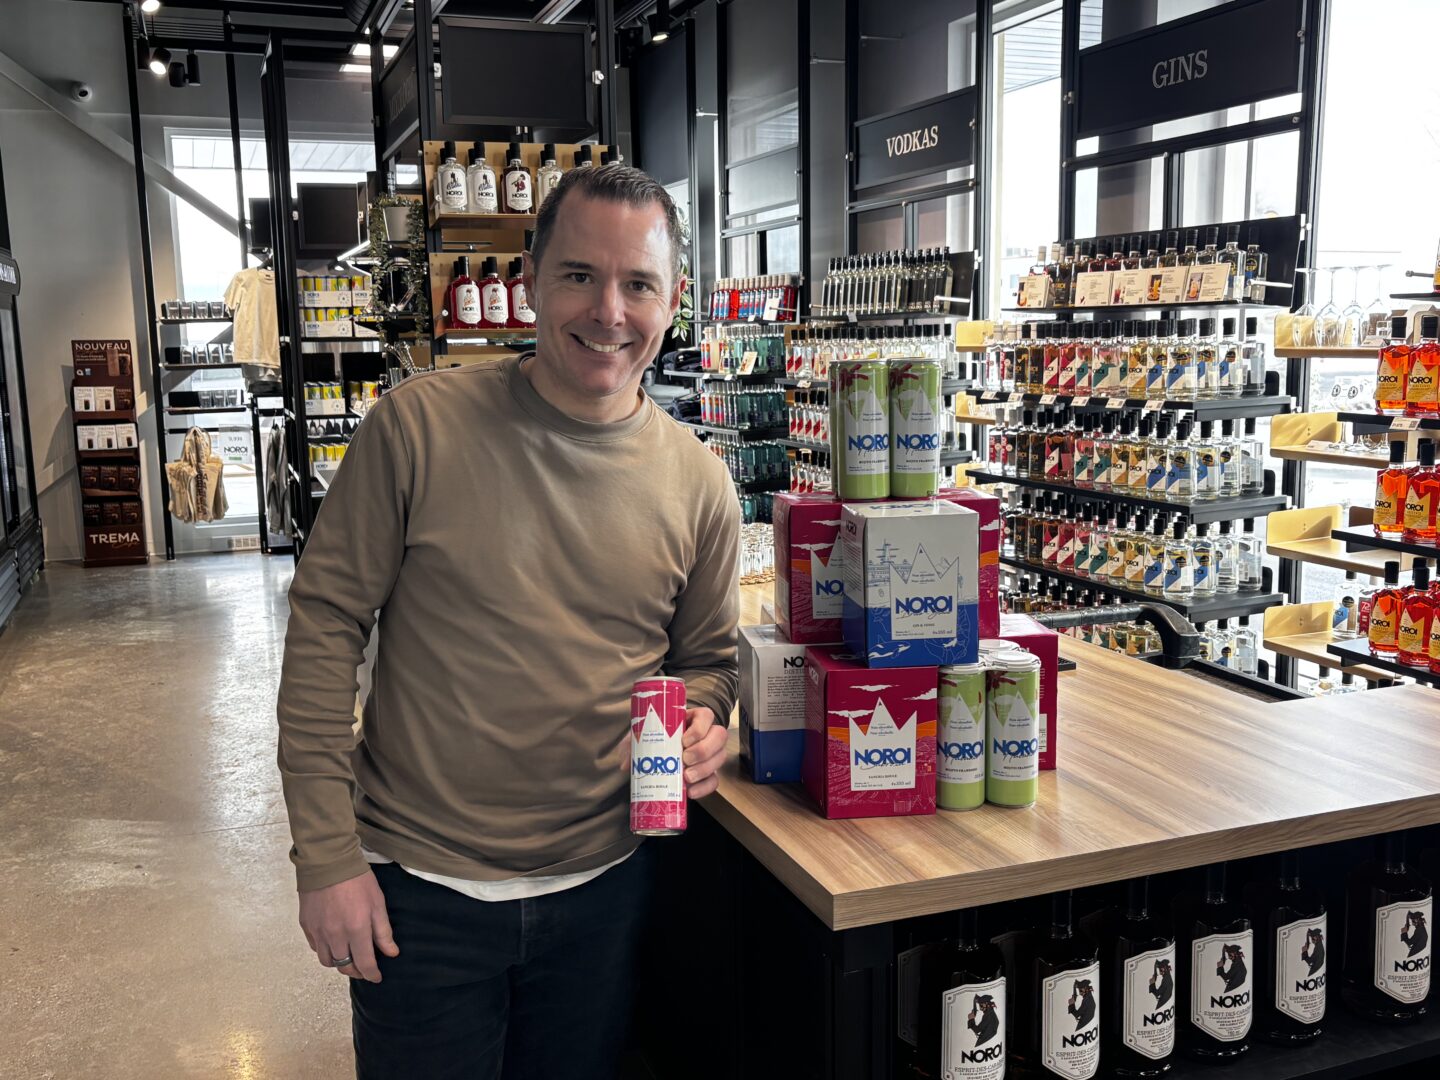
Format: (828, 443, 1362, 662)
(937, 663, 987, 811)
(831, 359, 890, 500)
(986, 650, 1041, 808)
(888, 358, 942, 498)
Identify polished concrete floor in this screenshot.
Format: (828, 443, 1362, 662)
(0, 556, 355, 1078)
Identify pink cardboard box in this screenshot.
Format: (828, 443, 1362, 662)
(995, 612, 1059, 771)
(937, 487, 1001, 637)
(773, 493, 846, 645)
(802, 647, 937, 819)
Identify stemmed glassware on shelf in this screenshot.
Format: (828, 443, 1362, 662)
(1295, 267, 1318, 321)
(1314, 267, 1342, 346)
(1340, 266, 1366, 347)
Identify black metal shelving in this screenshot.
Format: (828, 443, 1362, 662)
(1327, 639, 1439, 688)
(1002, 302, 1286, 317)
(1338, 411, 1440, 432)
(780, 438, 829, 453)
(678, 421, 788, 439)
(1332, 525, 1440, 562)
(807, 309, 965, 323)
(1001, 555, 1283, 622)
(967, 469, 1287, 524)
(663, 367, 776, 382)
(975, 390, 1292, 422)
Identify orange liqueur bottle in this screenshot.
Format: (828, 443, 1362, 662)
(1373, 440, 1408, 536)
(1398, 562, 1435, 668)
(1403, 440, 1438, 544)
(1406, 315, 1440, 417)
(1377, 316, 1413, 415)
(1368, 561, 1403, 657)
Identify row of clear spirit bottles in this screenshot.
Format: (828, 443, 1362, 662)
(813, 249, 955, 316)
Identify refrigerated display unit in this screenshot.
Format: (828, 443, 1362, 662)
(0, 246, 42, 632)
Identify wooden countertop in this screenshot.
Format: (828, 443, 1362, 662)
(712, 584, 1440, 930)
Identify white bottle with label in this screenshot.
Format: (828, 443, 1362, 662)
(1029, 891, 1101, 1080)
(535, 142, 563, 211)
(503, 140, 533, 214)
(1179, 864, 1253, 1060)
(466, 143, 498, 214)
(434, 140, 467, 215)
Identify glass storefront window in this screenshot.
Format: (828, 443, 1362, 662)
(1073, 158, 1165, 239)
(725, 0, 799, 163)
(857, 0, 977, 119)
(855, 205, 904, 254)
(1178, 130, 1298, 225)
(916, 191, 974, 253)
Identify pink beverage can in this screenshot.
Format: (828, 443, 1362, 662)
(630, 676, 688, 835)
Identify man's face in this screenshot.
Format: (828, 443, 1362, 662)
(524, 194, 684, 402)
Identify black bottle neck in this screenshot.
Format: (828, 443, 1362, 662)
(1126, 877, 1150, 920)
(957, 908, 981, 950)
(1278, 851, 1300, 891)
(1382, 833, 1408, 874)
(1051, 892, 1074, 939)
(1204, 863, 1228, 904)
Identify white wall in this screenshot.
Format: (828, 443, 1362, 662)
(0, 0, 369, 561)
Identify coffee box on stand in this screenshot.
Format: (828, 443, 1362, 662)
(840, 500, 980, 669)
(738, 624, 807, 784)
(802, 647, 937, 819)
(992, 612, 1060, 771)
(936, 487, 1001, 637)
(773, 492, 846, 645)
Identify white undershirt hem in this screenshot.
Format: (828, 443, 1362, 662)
(360, 844, 634, 902)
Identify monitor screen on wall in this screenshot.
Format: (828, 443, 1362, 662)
(438, 17, 592, 131)
(295, 184, 360, 259)
(247, 197, 272, 253)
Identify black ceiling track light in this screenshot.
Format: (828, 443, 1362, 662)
(148, 45, 171, 76)
(647, 0, 671, 44)
(185, 49, 201, 86)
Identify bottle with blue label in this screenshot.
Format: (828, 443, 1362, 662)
(1145, 417, 1171, 499)
(1163, 520, 1194, 602)
(1143, 515, 1168, 597)
(1166, 420, 1196, 503)
(1146, 323, 1169, 400)
(1192, 523, 1217, 599)
(1167, 319, 1198, 401)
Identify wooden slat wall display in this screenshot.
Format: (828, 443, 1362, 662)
(1270, 411, 1409, 468)
(1266, 503, 1396, 575)
(713, 582, 1440, 930)
(428, 250, 533, 344)
(422, 141, 610, 229)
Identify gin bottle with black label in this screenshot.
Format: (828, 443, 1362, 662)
(1176, 863, 1252, 1060)
(1101, 877, 1174, 1077)
(907, 908, 1008, 1080)
(1343, 832, 1432, 1022)
(1016, 891, 1100, 1079)
(1251, 852, 1326, 1043)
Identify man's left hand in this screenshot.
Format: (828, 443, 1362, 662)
(681, 707, 727, 799)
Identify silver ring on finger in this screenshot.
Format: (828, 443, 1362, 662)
(332, 954, 353, 968)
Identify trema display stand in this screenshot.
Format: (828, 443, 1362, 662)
(70, 339, 146, 567)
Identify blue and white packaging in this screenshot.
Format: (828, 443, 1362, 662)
(738, 624, 807, 783)
(840, 500, 979, 668)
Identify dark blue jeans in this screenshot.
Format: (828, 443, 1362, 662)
(352, 844, 655, 1080)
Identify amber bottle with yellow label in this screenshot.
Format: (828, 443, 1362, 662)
(1368, 561, 1403, 657)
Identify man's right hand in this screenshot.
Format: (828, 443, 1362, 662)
(298, 870, 399, 983)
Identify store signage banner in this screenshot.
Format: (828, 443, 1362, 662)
(854, 88, 976, 190)
(1075, 0, 1305, 139)
(378, 34, 419, 160)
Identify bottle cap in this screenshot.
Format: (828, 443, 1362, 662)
(456, 255, 471, 277)
(442, 139, 457, 161)
(1245, 316, 1258, 335)
(1391, 315, 1409, 339)
(543, 143, 557, 162)
(1420, 440, 1436, 467)
(1226, 224, 1241, 242)
(482, 256, 499, 277)
(509, 258, 523, 278)
(1389, 439, 1406, 464)
(1204, 226, 1220, 244)
(1198, 318, 1216, 336)
(1422, 315, 1438, 339)
(1416, 563, 1432, 590)
(1384, 560, 1400, 584)
(1185, 229, 1200, 246)
(1178, 318, 1196, 335)
(507, 141, 523, 161)
(1222, 318, 1236, 335)
(577, 144, 593, 165)
(1200, 420, 1213, 437)
(468, 144, 483, 165)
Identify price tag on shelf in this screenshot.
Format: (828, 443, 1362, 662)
(1040, 393, 1058, 405)
(1073, 396, 1091, 408)
(739, 351, 759, 375)
(1392, 417, 1422, 431)
(1105, 398, 1127, 409)
(1008, 391, 1024, 403)
(762, 296, 782, 321)
(795, 378, 813, 389)
(1143, 399, 1166, 413)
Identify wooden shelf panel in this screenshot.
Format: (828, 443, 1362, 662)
(74, 410, 136, 423)
(1267, 535, 1396, 575)
(714, 583, 1440, 930)
(1332, 524, 1440, 563)
(1327, 639, 1440, 688)
(1270, 444, 1388, 468)
(1261, 602, 1396, 681)
(1264, 630, 1395, 682)
(77, 448, 139, 459)
(422, 141, 609, 229)
(433, 212, 537, 229)
(1273, 346, 1377, 359)
(81, 489, 141, 500)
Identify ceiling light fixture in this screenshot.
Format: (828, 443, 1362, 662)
(349, 43, 400, 60)
(647, 0, 671, 44)
(167, 60, 187, 88)
(140, 0, 162, 13)
(186, 49, 201, 85)
(148, 46, 171, 76)
(136, 41, 152, 70)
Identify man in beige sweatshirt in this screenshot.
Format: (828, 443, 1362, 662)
(277, 164, 739, 1079)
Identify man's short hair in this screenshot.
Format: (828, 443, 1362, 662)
(530, 162, 685, 285)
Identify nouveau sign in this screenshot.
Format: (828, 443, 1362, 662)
(854, 87, 976, 190)
(1075, 0, 1305, 139)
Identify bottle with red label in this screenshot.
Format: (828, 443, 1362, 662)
(1398, 561, 1434, 667)
(507, 259, 535, 329)
(446, 256, 481, 331)
(1402, 440, 1438, 544)
(1367, 560, 1404, 656)
(479, 257, 509, 328)
(503, 141, 533, 214)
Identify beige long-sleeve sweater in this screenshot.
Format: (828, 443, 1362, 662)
(277, 356, 740, 892)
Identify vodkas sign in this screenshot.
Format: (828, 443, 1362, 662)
(855, 87, 976, 189)
(1075, 0, 1304, 138)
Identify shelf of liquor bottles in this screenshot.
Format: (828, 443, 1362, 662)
(1004, 302, 1285, 318)
(808, 309, 967, 323)
(974, 390, 1292, 422)
(778, 376, 974, 396)
(1273, 346, 1379, 360)
(1326, 639, 1440, 689)
(663, 367, 773, 383)
(1000, 555, 1283, 622)
(967, 468, 1287, 525)
(678, 421, 787, 440)
(1332, 525, 1440, 562)
(1339, 412, 1440, 432)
